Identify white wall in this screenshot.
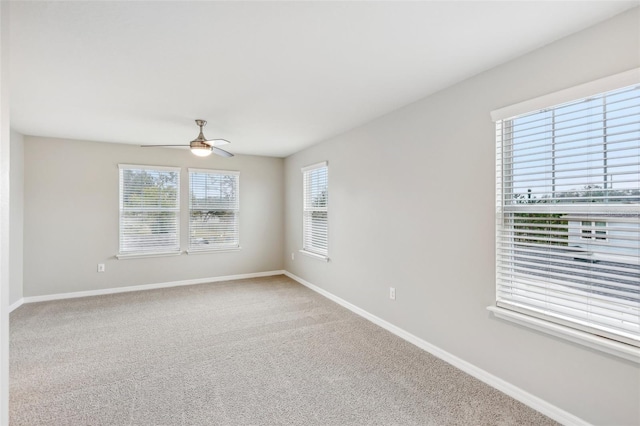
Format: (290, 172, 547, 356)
(284, 8, 640, 426)
(9, 129, 23, 306)
(23, 136, 284, 297)
(0, 1, 9, 423)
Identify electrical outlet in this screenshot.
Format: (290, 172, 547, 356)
(97, 263, 105, 273)
(389, 287, 396, 300)
(291, 252, 295, 260)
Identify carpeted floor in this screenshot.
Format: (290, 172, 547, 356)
(10, 275, 557, 425)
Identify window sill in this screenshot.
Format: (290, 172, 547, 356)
(187, 247, 241, 255)
(299, 250, 329, 262)
(487, 306, 640, 364)
(116, 251, 183, 260)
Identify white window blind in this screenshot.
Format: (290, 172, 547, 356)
(119, 165, 180, 255)
(496, 83, 640, 348)
(302, 162, 328, 257)
(189, 169, 239, 251)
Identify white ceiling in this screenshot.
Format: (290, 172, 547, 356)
(10, 1, 637, 157)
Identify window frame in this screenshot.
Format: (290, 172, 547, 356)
(490, 69, 640, 363)
(187, 168, 240, 253)
(301, 161, 329, 261)
(117, 164, 181, 259)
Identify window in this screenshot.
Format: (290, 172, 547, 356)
(580, 221, 607, 241)
(119, 165, 180, 256)
(189, 169, 239, 251)
(494, 81, 640, 349)
(302, 162, 328, 259)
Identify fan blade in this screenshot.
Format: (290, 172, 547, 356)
(212, 146, 234, 157)
(206, 138, 230, 146)
(141, 144, 189, 147)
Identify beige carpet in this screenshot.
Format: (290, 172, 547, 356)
(10, 275, 557, 425)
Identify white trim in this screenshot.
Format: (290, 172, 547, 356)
(487, 306, 640, 364)
(188, 168, 240, 175)
(283, 271, 590, 426)
(116, 251, 183, 260)
(21, 270, 285, 303)
(8, 298, 23, 313)
(186, 247, 241, 254)
(298, 249, 329, 262)
(118, 163, 181, 172)
(301, 161, 328, 173)
(491, 67, 640, 121)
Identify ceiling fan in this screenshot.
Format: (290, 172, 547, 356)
(142, 119, 234, 157)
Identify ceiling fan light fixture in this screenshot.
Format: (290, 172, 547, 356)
(141, 119, 233, 158)
(191, 146, 213, 157)
(190, 141, 213, 157)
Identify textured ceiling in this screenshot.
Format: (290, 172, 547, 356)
(10, 1, 638, 157)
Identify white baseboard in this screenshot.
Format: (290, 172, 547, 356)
(283, 270, 589, 426)
(9, 298, 24, 313)
(22, 270, 286, 304)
